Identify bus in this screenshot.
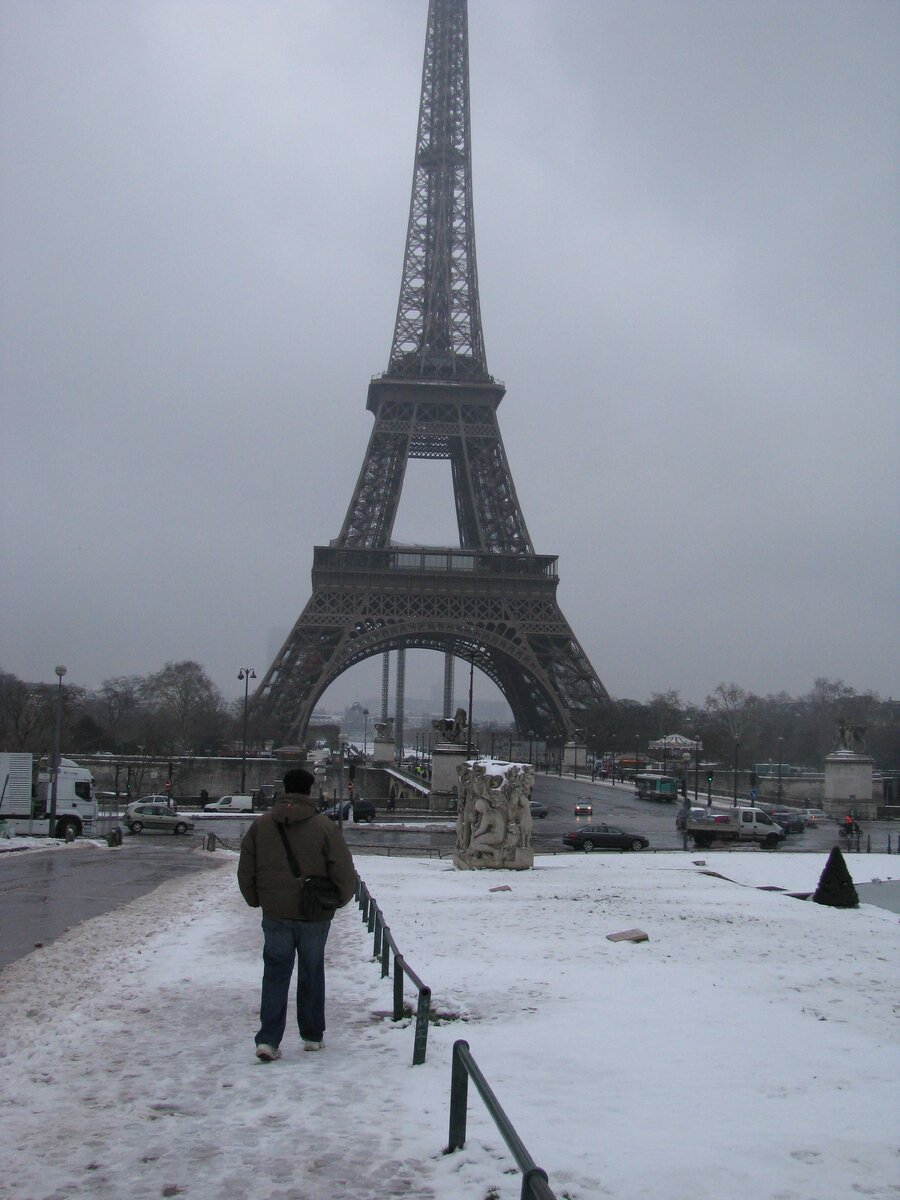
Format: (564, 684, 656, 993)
(634, 773, 679, 803)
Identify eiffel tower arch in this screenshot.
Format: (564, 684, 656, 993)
(258, 0, 609, 743)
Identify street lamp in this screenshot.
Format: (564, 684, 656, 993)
(466, 653, 475, 758)
(49, 665, 67, 836)
(694, 737, 700, 803)
(238, 667, 256, 794)
(732, 738, 740, 807)
(776, 737, 784, 802)
(363, 708, 369, 762)
(611, 732, 617, 785)
(634, 734, 640, 781)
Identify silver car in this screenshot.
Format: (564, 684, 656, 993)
(125, 799, 194, 835)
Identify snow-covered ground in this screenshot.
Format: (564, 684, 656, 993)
(1, 846, 897, 1200)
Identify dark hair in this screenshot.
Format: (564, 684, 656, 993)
(283, 768, 315, 795)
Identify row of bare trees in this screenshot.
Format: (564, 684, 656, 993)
(581, 679, 899, 771)
(0, 662, 238, 757)
(2, 664, 896, 771)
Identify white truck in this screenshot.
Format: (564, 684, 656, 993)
(687, 805, 785, 849)
(0, 752, 98, 840)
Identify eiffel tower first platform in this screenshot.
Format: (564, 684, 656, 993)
(258, 0, 609, 743)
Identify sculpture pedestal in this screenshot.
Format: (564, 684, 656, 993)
(372, 736, 395, 766)
(824, 750, 875, 818)
(428, 742, 467, 812)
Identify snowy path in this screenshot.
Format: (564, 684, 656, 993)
(2, 847, 898, 1199)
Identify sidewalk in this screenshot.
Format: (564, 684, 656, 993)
(2, 847, 898, 1200)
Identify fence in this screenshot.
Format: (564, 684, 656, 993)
(355, 876, 432, 1065)
(447, 1040, 558, 1200)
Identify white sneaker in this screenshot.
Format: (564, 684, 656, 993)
(256, 1044, 281, 1062)
(303, 1039, 324, 1052)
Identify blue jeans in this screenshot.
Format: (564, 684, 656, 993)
(257, 915, 331, 1048)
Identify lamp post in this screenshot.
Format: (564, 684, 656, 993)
(634, 734, 640, 781)
(733, 738, 740, 807)
(694, 737, 700, 803)
(363, 708, 369, 762)
(465, 654, 475, 758)
(49, 665, 67, 837)
(611, 732, 617, 785)
(776, 736, 784, 803)
(237, 667, 256, 794)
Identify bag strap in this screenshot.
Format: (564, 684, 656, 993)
(276, 821, 303, 879)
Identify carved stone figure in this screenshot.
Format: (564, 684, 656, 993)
(432, 707, 467, 744)
(374, 718, 394, 740)
(454, 758, 535, 870)
(836, 718, 866, 752)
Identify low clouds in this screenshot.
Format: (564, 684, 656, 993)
(1, 0, 897, 706)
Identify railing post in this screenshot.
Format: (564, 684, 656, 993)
(393, 955, 404, 1021)
(412, 986, 431, 1066)
(373, 910, 383, 958)
(521, 1166, 551, 1200)
(368, 900, 376, 934)
(381, 932, 390, 978)
(447, 1039, 470, 1152)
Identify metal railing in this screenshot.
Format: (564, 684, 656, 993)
(355, 876, 432, 1065)
(447, 1040, 558, 1200)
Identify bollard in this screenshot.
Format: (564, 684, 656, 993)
(866, 834, 871, 853)
(204, 832, 217, 852)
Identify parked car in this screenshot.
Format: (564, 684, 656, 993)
(529, 800, 548, 819)
(124, 800, 194, 835)
(322, 799, 376, 824)
(799, 808, 828, 825)
(563, 825, 649, 852)
(573, 799, 593, 816)
(771, 810, 806, 834)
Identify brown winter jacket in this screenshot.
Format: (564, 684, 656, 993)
(237, 794, 357, 920)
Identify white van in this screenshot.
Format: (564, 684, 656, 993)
(203, 794, 254, 813)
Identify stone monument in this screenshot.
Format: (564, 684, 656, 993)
(824, 718, 875, 818)
(454, 758, 535, 870)
(426, 707, 469, 812)
(372, 718, 395, 766)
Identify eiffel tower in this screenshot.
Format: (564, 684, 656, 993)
(258, 0, 608, 743)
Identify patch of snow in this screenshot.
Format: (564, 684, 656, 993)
(1, 851, 897, 1199)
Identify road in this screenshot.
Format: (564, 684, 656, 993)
(0, 838, 226, 969)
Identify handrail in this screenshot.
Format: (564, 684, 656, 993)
(355, 876, 432, 1065)
(447, 1040, 558, 1200)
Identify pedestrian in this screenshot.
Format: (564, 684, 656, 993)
(237, 767, 356, 1062)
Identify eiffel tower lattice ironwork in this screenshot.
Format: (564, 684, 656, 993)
(258, 0, 608, 742)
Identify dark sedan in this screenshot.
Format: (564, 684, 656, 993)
(771, 810, 805, 834)
(563, 825, 649, 853)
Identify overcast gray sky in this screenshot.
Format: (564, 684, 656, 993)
(2, 0, 898, 714)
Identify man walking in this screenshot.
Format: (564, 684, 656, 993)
(238, 767, 356, 1061)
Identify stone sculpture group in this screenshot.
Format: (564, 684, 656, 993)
(454, 758, 535, 871)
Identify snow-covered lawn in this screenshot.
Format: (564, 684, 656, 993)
(1, 848, 897, 1199)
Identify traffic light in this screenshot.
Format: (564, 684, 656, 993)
(749, 771, 758, 787)
(680, 778, 687, 797)
(706, 770, 714, 785)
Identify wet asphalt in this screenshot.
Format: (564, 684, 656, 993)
(0, 837, 227, 970)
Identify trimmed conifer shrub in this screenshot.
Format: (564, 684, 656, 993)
(812, 845, 859, 908)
